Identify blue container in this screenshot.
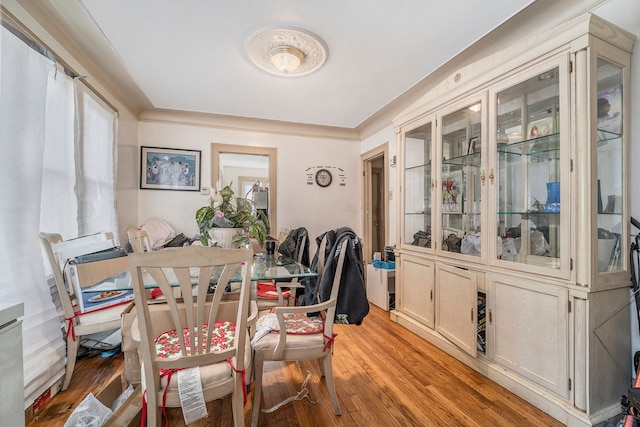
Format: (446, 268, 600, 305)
(545, 181, 560, 212)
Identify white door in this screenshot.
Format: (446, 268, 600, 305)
(399, 254, 435, 328)
(436, 263, 478, 357)
(487, 274, 568, 398)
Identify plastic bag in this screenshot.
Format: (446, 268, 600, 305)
(140, 217, 176, 249)
(461, 233, 481, 256)
(64, 393, 112, 427)
(530, 229, 550, 255)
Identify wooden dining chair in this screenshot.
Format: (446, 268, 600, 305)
(39, 232, 128, 391)
(250, 237, 348, 427)
(127, 228, 153, 253)
(129, 246, 254, 427)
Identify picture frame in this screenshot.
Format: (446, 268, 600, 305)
(467, 137, 480, 154)
(140, 146, 201, 191)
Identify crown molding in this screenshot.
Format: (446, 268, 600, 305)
(138, 109, 361, 141)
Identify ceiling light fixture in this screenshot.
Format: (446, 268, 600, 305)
(269, 46, 304, 74)
(247, 27, 327, 77)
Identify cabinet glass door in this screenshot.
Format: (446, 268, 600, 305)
(495, 67, 561, 268)
(596, 58, 623, 273)
(440, 102, 482, 256)
(403, 121, 433, 249)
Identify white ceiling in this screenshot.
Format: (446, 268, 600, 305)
(14, 0, 638, 132)
(76, 0, 533, 129)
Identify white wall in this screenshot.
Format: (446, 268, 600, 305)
(136, 121, 361, 251)
(115, 110, 140, 245)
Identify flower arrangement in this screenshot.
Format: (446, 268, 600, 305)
(195, 184, 269, 247)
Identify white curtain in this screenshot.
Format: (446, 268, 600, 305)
(0, 24, 119, 407)
(74, 82, 118, 237)
(0, 26, 67, 407)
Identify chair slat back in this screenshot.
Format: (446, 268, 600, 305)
(39, 231, 115, 317)
(127, 228, 153, 253)
(128, 246, 253, 371)
(40, 232, 75, 317)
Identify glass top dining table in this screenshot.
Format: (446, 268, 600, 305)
(82, 254, 316, 293)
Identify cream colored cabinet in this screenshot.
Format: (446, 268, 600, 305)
(487, 275, 568, 399)
(397, 253, 434, 329)
(391, 13, 635, 427)
(435, 263, 480, 358)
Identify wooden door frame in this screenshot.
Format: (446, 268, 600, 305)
(361, 143, 389, 264)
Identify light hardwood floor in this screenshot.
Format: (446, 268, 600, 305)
(27, 305, 564, 426)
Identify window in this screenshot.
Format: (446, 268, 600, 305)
(0, 23, 118, 407)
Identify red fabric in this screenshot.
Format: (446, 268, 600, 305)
(257, 280, 291, 299)
(150, 288, 164, 299)
(64, 317, 75, 341)
(323, 333, 337, 352)
(227, 359, 247, 404)
(72, 299, 130, 317)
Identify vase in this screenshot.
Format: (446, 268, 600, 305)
(544, 181, 560, 212)
(208, 227, 244, 248)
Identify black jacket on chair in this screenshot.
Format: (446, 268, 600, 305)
(301, 227, 369, 325)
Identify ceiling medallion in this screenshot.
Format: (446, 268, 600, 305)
(247, 27, 328, 77)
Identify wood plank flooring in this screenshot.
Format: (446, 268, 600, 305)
(27, 305, 564, 426)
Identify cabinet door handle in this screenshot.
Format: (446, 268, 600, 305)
(430, 289, 433, 301)
(480, 170, 486, 186)
(431, 179, 435, 190)
(489, 169, 495, 184)
(471, 308, 474, 322)
(489, 309, 492, 324)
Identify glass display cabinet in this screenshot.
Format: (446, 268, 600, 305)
(596, 58, 624, 274)
(392, 13, 634, 427)
(495, 66, 563, 270)
(439, 100, 483, 257)
(401, 118, 433, 250)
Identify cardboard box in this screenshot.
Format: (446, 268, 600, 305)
(68, 256, 130, 288)
(96, 374, 142, 427)
(67, 269, 134, 313)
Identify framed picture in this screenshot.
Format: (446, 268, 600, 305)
(140, 146, 201, 191)
(467, 137, 480, 154)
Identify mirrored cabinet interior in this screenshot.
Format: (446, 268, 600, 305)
(392, 14, 634, 427)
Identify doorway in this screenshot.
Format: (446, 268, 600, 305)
(361, 143, 389, 263)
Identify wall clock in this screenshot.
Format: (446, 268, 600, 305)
(315, 168, 333, 188)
